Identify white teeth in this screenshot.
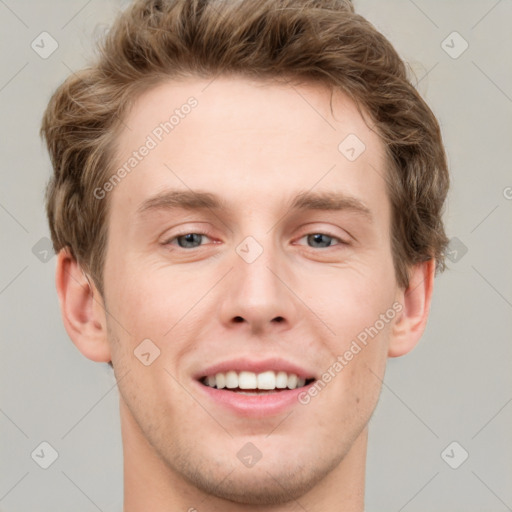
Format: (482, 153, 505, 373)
(225, 371, 238, 389)
(216, 373, 226, 389)
(257, 370, 276, 390)
(203, 370, 311, 391)
(287, 373, 298, 389)
(238, 371, 257, 389)
(275, 371, 288, 388)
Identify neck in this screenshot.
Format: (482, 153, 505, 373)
(121, 398, 367, 512)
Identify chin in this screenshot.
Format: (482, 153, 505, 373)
(183, 460, 331, 505)
(167, 438, 345, 506)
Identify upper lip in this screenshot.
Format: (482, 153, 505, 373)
(194, 357, 317, 381)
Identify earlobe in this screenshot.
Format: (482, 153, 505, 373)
(388, 259, 435, 358)
(55, 249, 111, 363)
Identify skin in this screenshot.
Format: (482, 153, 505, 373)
(56, 77, 434, 511)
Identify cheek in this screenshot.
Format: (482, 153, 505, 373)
(104, 256, 194, 336)
(103, 259, 212, 382)
(307, 265, 396, 404)
(309, 264, 397, 344)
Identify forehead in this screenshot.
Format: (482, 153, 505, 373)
(109, 76, 389, 218)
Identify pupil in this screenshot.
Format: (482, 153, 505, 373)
(309, 233, 331, 248)
(178, 233, 201, 248)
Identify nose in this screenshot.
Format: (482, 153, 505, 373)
(217, 240, 299, 336)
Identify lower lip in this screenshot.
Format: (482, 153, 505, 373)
(194, 381, 314, 417)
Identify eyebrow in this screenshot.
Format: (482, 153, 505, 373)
(136, 189, 372, 221)
(137, 190, 225, 215)
(289, 191, 372, 221)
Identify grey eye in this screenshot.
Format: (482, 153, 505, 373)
(307, 233, 337, 248)
(176, 233, 204, 248)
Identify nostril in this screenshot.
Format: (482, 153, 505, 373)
(232, 316, 284, 324)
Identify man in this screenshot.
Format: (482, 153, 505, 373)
(41, 0, 449, 510)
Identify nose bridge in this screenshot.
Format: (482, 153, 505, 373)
(235, 234, 283, 305)
(219, 232, 297, 332)
(242, 244, 277, 295)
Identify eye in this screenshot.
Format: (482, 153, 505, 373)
(297, 233, 345, 248)
(166, 233, 212, 249)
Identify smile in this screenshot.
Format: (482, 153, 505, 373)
(200, 370, 314, 394)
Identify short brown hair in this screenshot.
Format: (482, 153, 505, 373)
(41, 0, 449, 294)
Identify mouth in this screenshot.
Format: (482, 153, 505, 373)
(193, 358, 318, 416)
(199, 370, 315, 395)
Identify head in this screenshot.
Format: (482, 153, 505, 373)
(41, 0, 449, 506)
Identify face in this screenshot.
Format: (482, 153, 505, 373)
(102, 77, 400, 504)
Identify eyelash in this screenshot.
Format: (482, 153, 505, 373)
(163, 231, 348, 250)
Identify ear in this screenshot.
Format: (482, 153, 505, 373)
(55, 249, 111, 363)
(388, 259, 435, 358)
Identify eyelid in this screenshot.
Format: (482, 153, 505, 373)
(160, 223, 351, 248)
(293, 225, 351, 245)
(294, 233, 348, 248)
(163, 232, 214, 246)
(160, 223, 217, 245)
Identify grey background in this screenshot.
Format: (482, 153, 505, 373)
(1, 1, 511, 511)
